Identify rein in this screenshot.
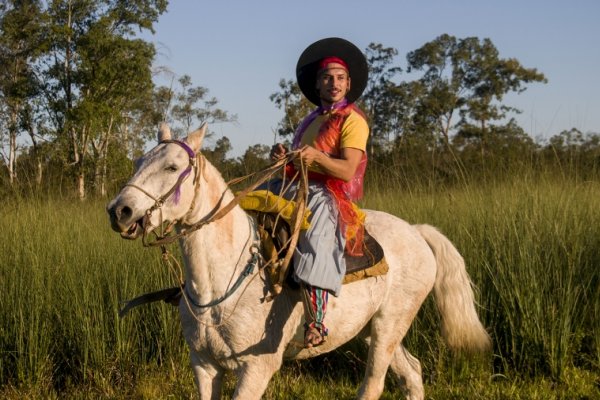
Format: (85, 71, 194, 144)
(120, 139, 309, 317)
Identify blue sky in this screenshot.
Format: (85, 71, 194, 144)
(141, 0, 600, 156)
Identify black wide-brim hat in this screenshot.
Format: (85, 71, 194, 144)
(296, 37, 368, 106)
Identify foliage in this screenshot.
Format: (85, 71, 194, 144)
(0, 0, 46, 184)
(157, 74, 237, 139)
(269, 78, 313, 140)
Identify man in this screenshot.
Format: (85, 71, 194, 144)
(269, 37, 369, 348)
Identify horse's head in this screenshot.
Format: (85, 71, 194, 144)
(107, 122, 207, 240)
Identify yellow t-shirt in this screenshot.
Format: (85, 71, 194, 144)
(299, 108, 369, 152)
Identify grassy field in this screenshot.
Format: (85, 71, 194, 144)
(0, 173, 598, 399)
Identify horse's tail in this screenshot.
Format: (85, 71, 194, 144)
(415, 224, 491, 353)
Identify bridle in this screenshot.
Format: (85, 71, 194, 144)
(125, 139, 203, 246)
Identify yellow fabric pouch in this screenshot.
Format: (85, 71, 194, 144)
(239, 190, 312, 230)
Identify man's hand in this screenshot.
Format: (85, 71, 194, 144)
(294, 145, 322, 168)
(270, 143, 288, 161)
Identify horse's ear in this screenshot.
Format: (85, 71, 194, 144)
(186, 122, 208, 152)
(158, 122, 172, 142)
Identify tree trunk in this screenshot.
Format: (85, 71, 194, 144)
(36, 157, 43, 186)
(93, 117, 113, 197)
(8, 110, 19, 185)
(100, 156, 108, 197)
(77, 169, 85, 200)
(8, 132, 16, 185)
(24, 110, 43, 188)
(74, 124, 89, 200)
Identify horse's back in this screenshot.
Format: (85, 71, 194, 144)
(364, 209, 436, 268)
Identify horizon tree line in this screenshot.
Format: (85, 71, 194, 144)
(1, 1, 598, 199)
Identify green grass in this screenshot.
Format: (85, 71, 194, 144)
(1, 174, 598, 399)
(0, 198, 189, 396)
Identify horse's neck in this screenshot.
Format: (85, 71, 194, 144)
(180, 159, 256, 306)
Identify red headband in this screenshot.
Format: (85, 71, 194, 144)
(319, 56, 349, 72)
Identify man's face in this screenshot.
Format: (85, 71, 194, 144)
(316, 62, 351, 106)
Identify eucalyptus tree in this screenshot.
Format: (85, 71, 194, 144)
(41, 0, 167, 198)
(164, 74, 237, 138)
(79, 30, 156, 196)
(147, 74, 237, 175)
(360, 43, 403, 154)
(269, 78, 313, 141)
(543, 128, 600, 177)
(236, 143, 270, 176)
(0, 0, 45, 185)
(406, 34, 547, 151)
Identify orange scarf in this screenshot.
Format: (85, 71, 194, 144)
(289, 104, 367, 256)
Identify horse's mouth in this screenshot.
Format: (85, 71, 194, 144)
(120, 218, 145, 240)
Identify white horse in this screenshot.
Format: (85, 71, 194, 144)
(107, 123, 491, 400)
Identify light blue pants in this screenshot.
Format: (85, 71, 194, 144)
(260, 179, 346, 296)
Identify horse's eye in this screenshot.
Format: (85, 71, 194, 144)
(165, 165, 178, 172)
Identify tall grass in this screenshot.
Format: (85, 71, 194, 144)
(0, 173, 598, 398)
(364, 170, 599, 383)
(0, 199, 189, 396)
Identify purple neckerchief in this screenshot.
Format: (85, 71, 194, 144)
(292, 98, 349, 149)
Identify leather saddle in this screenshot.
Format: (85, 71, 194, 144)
(253, 212, 388, 289)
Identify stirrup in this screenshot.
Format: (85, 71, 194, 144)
(304, 323, 327, 348)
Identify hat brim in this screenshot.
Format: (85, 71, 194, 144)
(296, 37, 368, 106)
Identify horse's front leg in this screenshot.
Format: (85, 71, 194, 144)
(231, 357, 282, 400)
(190, 351, 225, 400)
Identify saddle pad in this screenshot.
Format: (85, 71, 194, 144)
(342, 228, 388, 284)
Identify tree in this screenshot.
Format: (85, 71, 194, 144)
(41, 0, 167, 198)
(407, 34, 547, 150)
(236, 143, 270, 175)
(79, 32, 157, 196)
(360, 43, 402, 153)
(203, 136, 236, 177)
(269, 78, 313, 140)
(0, 0, 45, 185)
(542, 128, 600, 177)
(166, 74, 237, 138)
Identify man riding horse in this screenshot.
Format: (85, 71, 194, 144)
(268, 37, 370, 348)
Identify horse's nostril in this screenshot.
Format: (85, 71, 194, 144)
(119, 205, 132, 221)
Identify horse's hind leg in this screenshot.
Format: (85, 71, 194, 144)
(357, 285, 429, 400)
(356, 315, 407, 400)
(389, 344, 424, 400)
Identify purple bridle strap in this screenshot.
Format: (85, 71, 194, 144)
(167, 139, 196, 159)
(160, 140, 197, 205)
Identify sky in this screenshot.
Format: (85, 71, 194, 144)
(140, 0, 600, 156)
